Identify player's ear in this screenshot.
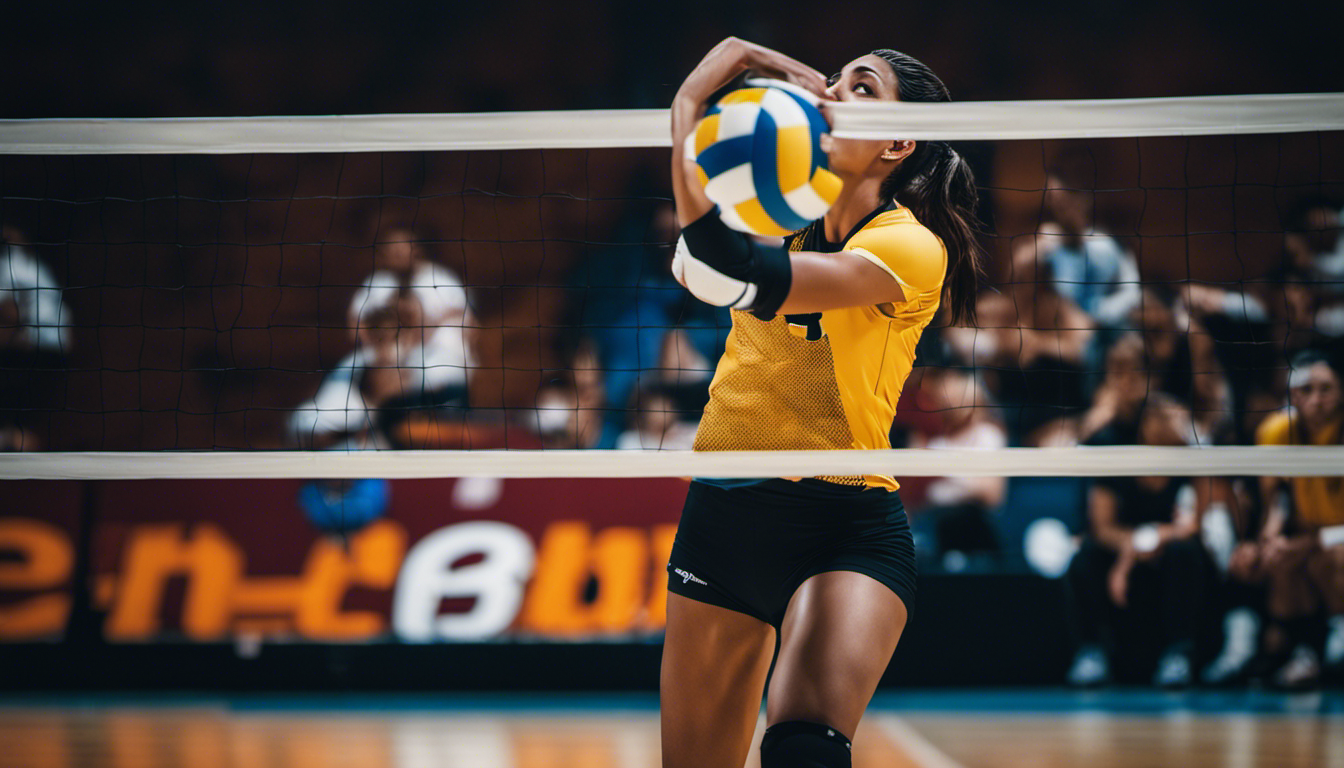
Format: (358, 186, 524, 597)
(881, 140, 915, 162)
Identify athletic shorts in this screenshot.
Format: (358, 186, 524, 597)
(666, 478, 917, 628)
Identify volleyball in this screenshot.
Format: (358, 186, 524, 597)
(686, 79, 843, 237)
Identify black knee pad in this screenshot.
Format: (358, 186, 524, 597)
(760, 720, 852, 768)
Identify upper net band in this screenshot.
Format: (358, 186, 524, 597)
(2, 94, 1342, 154)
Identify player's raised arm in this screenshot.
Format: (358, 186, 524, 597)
(670, 38, 827, 228)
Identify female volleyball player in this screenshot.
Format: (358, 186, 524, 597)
(664, 38, 983, 768)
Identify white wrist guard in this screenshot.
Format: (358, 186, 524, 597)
(672, 235, 759, 310)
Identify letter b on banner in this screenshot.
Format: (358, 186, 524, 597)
(392, 522, 535, 641)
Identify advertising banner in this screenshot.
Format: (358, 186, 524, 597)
(0, 477, 687, 643)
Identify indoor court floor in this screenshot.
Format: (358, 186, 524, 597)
(2, 690, 1341, 768)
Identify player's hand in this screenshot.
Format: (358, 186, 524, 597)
(736, 40, 828, 101)
(674, 38, 825, 133)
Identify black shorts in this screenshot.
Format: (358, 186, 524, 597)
(667, 479, 917, 628)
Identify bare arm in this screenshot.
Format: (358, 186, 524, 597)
(775, 251, 906, 314)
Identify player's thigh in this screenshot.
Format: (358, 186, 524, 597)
(765, 570, 908, 738)
(661, 592, 777, 768)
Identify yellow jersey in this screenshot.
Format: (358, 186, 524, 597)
(693, 204, 947, 490)
(1256, 409, 1344, 527)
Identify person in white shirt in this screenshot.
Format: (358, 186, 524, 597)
(291, 226, 474, 450)
(1, 229, 69, 354)
(346, 225, 474, 392)
(1, 226, 71, 450)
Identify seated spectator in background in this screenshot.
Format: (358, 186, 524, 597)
(615, 384, 698, 450)
(1067, 394, 1211, 687)
(1229, 350, 1344, 687)
(1077, 333, 1152, 446)
(0, 225, 70, 451)
(1181, 275, 1279, 445)
(909, 367, 1008, 571)
(1285, 197, 1344, 318)
(1030, 154, 1143, 330)
(349, 224, 474, 403)
(290, 291, 463, 449)
(1273, 197, 1344, 359)
(569, 197, 729, 446)
(947, 252, 1094, 445)
(530, 340, 606, 450)
(1133, 288, 1233, 444)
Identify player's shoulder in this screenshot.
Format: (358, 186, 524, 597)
(848, 207, 944, 254)
(1255, 408, 1294, 445)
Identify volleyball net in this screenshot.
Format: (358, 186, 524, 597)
(1, 95, 1343, 481)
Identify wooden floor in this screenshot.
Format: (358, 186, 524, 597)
(1, 693, 1340, 768)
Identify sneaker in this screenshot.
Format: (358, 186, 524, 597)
(1202, 608, 1260, 685)
(1155, 645, 1193, 688)
(1068, 644, 1110, 687)
(1326, 616, 1344, 669)
(1273, 644, 1321, 690)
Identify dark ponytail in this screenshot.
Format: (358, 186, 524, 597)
(872, 49, 985, 326)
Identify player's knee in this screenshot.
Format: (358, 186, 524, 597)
(760, 720, 852, 768)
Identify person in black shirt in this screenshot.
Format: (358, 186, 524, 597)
(1066, 393, 1212, 687)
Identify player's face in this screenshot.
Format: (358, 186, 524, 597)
(823, 55, 908, 178)
(1290, 362, 1342, 430)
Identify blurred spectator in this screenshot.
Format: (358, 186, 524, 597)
(0, 225, 70, 451)
(615, 383, 698, 450)
(349, 224, 475, 403)
(1077, 333, 1151, 446)
(1276, 197, 1344, 358)
(570, 194, 729, 446)
(1227, 350, 1344, 687)
(290, 291, 461, 449)
(909, 367, 1008, 571)
(1066, 394, 1211, 687)
(947, 252, 1094, 445)
(1180, 276, 1277, 445)
(530, 340, 606, 449)
(1029, 153, 1143, 330)
(1132, 289, 1233, 444)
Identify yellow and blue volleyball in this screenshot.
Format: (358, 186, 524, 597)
(687, 79, 842, 237)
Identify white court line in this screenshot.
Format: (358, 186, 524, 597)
(878, 716, 967, 768)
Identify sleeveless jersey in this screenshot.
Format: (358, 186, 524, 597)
(1256, 409, 1344, 527)
(693, 203, 947, 490)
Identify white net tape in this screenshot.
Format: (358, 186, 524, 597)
(2, 93, 1342, 154)
(2, 446, 1342, 480)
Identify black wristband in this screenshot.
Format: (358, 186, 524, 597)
(680, 209, 792, 321)
(680, 209, 753, 275)
(747, 246, 791, 321)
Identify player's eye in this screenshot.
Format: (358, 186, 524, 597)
(826, 73, 840, 87)
(853, 82, 874, 96)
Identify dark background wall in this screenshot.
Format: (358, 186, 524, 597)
(8, 0, 1343, 119)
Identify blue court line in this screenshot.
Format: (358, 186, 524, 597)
(867, 688, 1344, 716)
(3, 689, 1342, 716)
